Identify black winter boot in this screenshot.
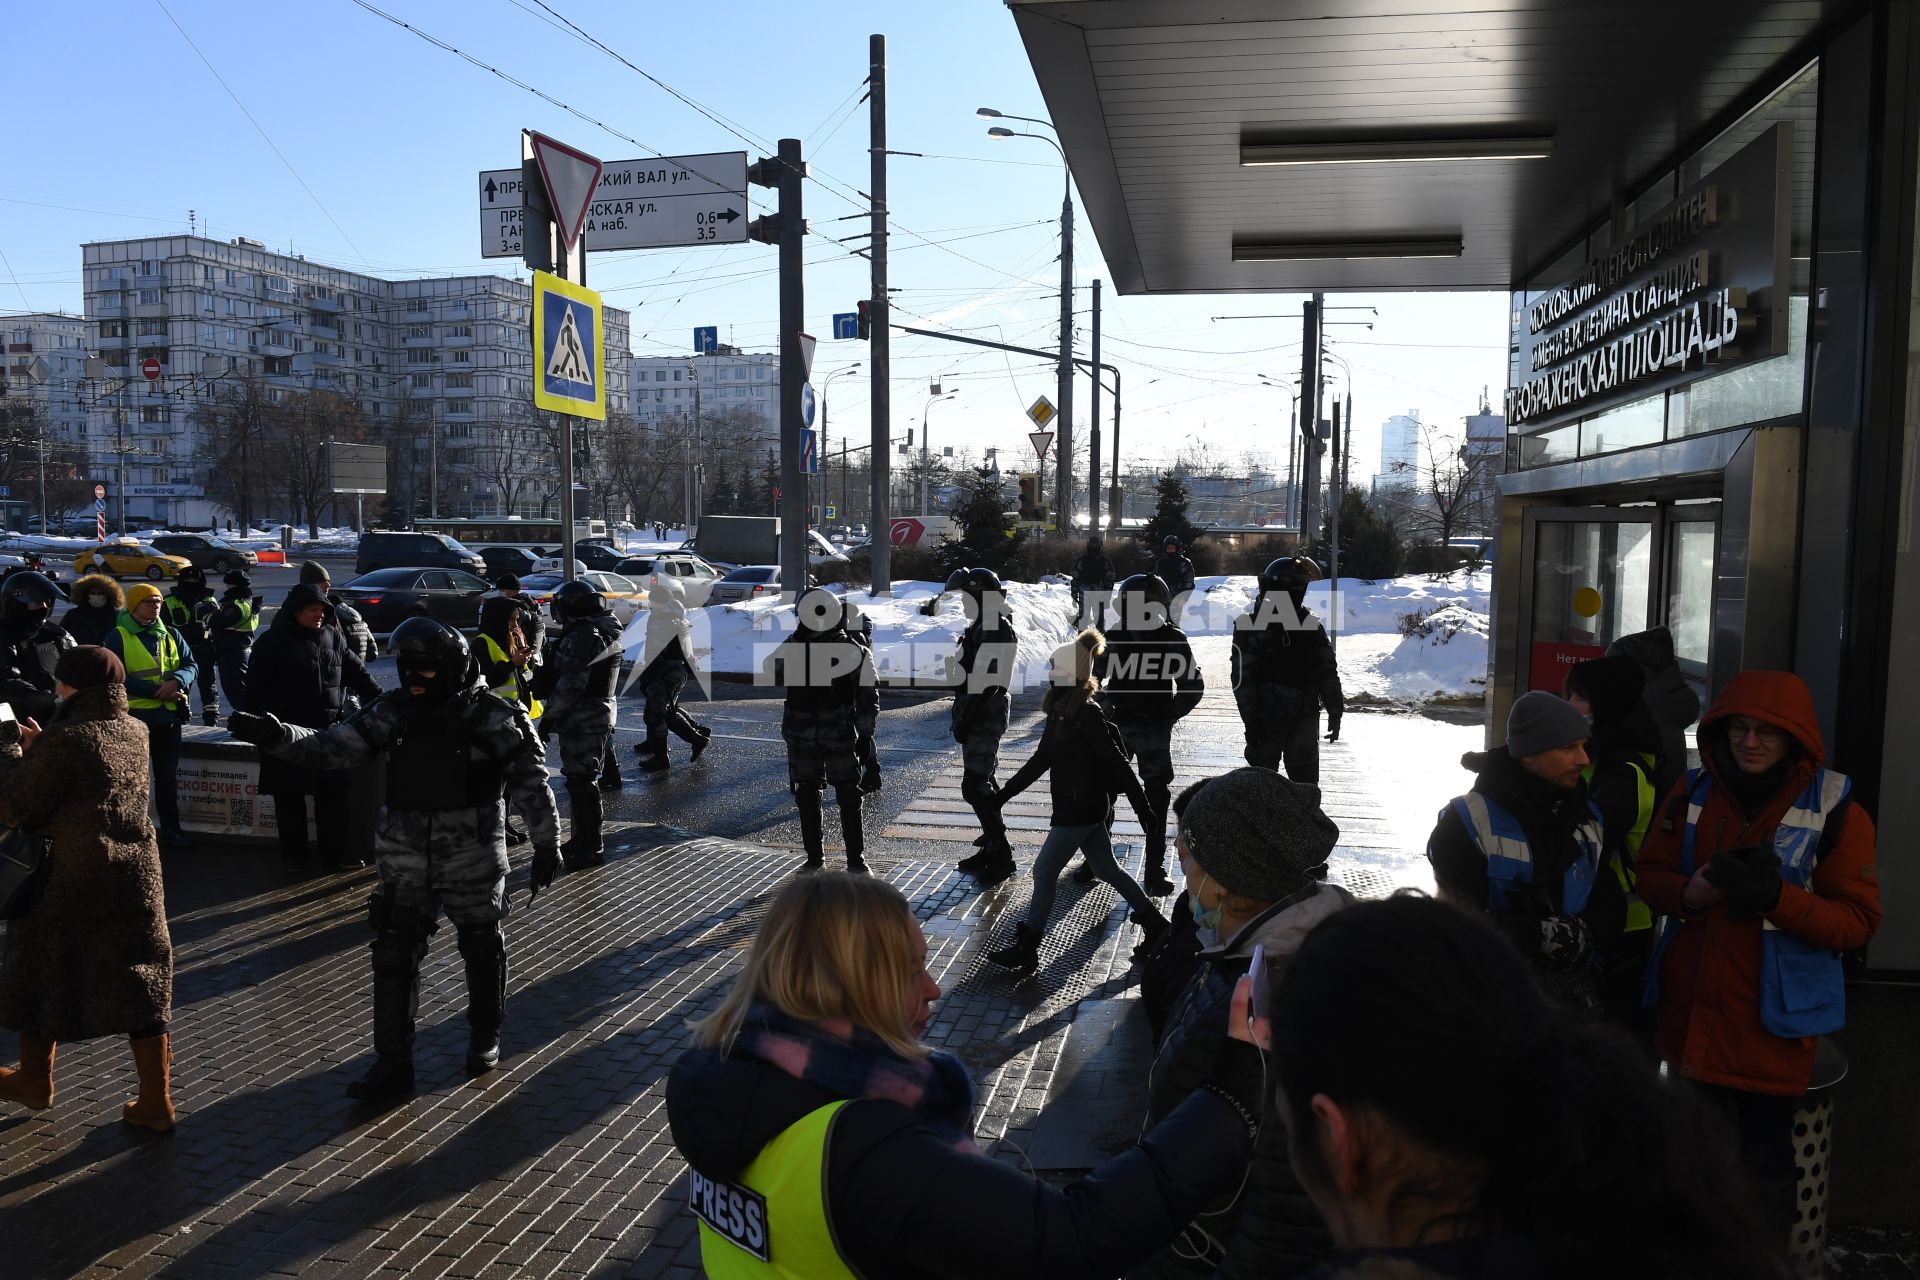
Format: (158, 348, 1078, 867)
(348, 935, 423, 1105)
(598, 752, 624, 791)
(795, 787, 826, 870)
(563, 780, 605, 869)
(457, 924, 507, 1075)
(986, 922, 1042, 972)
(838, 787, 867, 874)
(1143, 831, 1175, 896)
(967, 835, 1017, 887)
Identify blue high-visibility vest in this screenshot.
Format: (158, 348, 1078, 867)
(1447, 790, 1603, 916)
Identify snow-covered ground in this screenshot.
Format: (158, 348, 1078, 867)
(646, 569, 1491, 704)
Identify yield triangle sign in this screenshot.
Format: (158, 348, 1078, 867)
(1029, 430, 1054, 459)
(547, 305, 593, 384)
(527, 130, 603, 249)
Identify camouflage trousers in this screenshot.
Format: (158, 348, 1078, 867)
(1245, 713, 1320, 785)
(375, 803, 512, 927)
(554, 723, 616, 784)
(1115, 718, 1175, 859)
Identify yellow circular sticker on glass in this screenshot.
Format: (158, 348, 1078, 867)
(1572, 587, 1604, 618)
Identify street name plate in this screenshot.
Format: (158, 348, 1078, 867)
(480, 152, 749, 257)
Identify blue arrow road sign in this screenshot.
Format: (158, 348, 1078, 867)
(800, 428, 819, 474)
(694, 326, 718, 354)
(832, 313, 859, 340)
(801, 382, 816, 428)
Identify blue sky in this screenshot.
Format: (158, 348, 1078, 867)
(1, 0, 1508, 491)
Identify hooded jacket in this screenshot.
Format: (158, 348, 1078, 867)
(1606, 627, 1701, 803)
(1635, 671, 1881, 1095)
(1136, 883, 1351, 1279)
(244, 583, 379, 794)
(106, 604, 198, 728)
(665, 1040, 1255, 1280)
(1568, 654, 1664, 858)
(60, 574, 124, 648)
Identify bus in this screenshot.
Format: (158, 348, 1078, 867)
(413, 517, 608, 554)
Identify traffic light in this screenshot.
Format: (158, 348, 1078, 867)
(1018, 473, 1039, 519)
(856, 299, 872, 340)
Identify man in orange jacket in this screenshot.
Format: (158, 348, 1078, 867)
(1636, 670, 1881, 1237)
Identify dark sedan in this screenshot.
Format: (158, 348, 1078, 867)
(332, 567, 493, 637)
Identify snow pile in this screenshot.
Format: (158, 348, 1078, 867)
(1178, 569, 1489, 638)
(628, 580, 1079, 688)
(1374, 605, 1490, 702)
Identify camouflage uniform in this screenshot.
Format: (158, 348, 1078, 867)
(1070, 548, 1116, 631)
(1099, 612, 1203, 882)
(258, 683, 558, 1094)
(950, 596, 1016, 852)
(535, 611, 624, 866)
(1231, 592, 1344, 784)
(766, 618, 878, 868)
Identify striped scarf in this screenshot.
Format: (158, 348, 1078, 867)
(735, 1003, 978, 1152)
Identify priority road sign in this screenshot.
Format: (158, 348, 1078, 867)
(694, 326, 718, 354)
(800, 428, 819, 474)
(479, 152, 750, 258)
(832, 313, 858, 340)
(532, 271, 606, 421)
(1029, 430, 1054, 459)
(1027, 395, 1056, 428)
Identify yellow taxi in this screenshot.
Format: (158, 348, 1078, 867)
(72, 540, 194, 581)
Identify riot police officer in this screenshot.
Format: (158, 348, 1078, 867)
(229, 618, 559, 1102)
(163, 565, 221, 725)
(1070, 536, 1116, 631)
(765, 589, 878, 873)
(1231, 556, 1344, 783)
(1150, 536, 1197, 618)
(1095, 573, 1201, 894)
(534, 579, 624, 869)
(943, 568, 1019, 885)
(0, 572, 74, 724)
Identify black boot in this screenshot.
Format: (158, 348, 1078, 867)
(1143, 831, 1175, 896)
(957, 774, 1004, 874)
(838, 787, 868, 874)
(671, 710, 711, 763)
(348, 933, 424, 1104)
(634, 732, 670, 771)
(986, 922, 1041, 972)
(457, 924, 507, 1075)
(969, 835, 1017, 887)
(1072, 858, 1098, 884)
(563, 780, 605, 869)
(690, 726, 713, 763)
(598, 752, 624, 791)
(795, 787, 825, 871)
(1130, 907, 1171, 963)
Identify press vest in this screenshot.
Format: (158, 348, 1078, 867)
(116, 619, 185, 713)
(1647, 767, 1851, 1038)
(692, 1100, 858, 1280)
(480, 633, 542, 722)
(1581, 751, 1657, 934)
(1448, 790, 1603, 917)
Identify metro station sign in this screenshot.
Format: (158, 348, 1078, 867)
(1506, 123, 1790, 433)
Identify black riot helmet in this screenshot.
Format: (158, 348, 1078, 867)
(178, 564, 207, 587)
(1259, 556, 1317, 601)
(943, 568, 971, 594)
(552, 579, 608, 621)
(945, 566, 1003, 597)
(1086, 536, 1104, 553)
(391, 616, 473, 702)
(1163, 536, 1181, 552)
(2, 571, 60, 630)
(1116, 572, 1172, 629)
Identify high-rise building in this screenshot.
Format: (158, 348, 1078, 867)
(0, 312, 91, 528)
(1460, 405, 1507, 536)
(77, 235, 631, 527)
(1377, 410, 1421, 490)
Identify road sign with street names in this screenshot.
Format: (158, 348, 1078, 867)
(1027, 395, 1056, 428)
(533, 271, 605, 420)
(479, 152, 750, 258)
(1029, 430, 1054, 459)
(832, 313, 858, 339)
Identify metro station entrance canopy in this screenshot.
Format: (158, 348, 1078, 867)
(1007, 0, 1849, 293)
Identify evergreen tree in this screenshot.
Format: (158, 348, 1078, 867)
(706, 462, 739, 516)
(937, 468, 1024, 577)
(1140, 474, 1206, 554)
(755, 448, 781, 515)
(1315, 487, 1404, 580)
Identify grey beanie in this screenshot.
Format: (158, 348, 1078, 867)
(1180, 768, 1340, 903)
(1506, 690, 1592, 758)
(299, 560, 330, 585)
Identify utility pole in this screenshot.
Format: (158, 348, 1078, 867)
(1299, 293, 1324, 546)
(869, 33, 893, 593)
(1342, 387, 1354, 495)
(1108, 368, 1123, 532)
(1088, 278, 1101, 530)
(751, 137, 808, 600)
(1329, 398, 1341, 655)
(1057, 181, 1073, 536)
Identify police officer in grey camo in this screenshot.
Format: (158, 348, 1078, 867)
(941, 568, 1019, 886)
(228, 617, 559, 1104)
(766, 589, 879, 874)
(533, 578, 624, 870)
(1231, 556, 1344, 784)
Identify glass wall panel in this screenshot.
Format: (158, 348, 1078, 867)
(1580, 395, 1666, 455)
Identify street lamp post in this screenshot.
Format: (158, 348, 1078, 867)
(982, 108, 1073, 536)
(920, 389, 955, 517)
(820, 364, 860, 526)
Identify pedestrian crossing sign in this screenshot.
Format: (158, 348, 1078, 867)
(533, 270, 605, 420)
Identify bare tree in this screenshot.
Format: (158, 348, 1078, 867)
(1376, 418, 1492, 549)
(0, 400, 91, 524)
(191, 374, 276, 532)
(473, 403, 556, 518)
(272, 389, 370, 538)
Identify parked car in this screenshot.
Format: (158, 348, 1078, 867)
(149, 533, 258, 574)
(711, 564, 787, 604)
(332, 567, 494, 636)
(475, 545, 543, 582)
(613, 551, 724, 606)
(515, 570, 646, 625)
(70, 540, 193, 581)
(355, 529, 488, 576)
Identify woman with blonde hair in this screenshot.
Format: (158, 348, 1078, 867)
(666, 872, 1268, 1279)
(984, 629, 1167, 971)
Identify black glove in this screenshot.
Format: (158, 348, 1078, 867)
(530, 845, 561, 898)
(1704, 846, 1783, 913)
(1536, 914, 1594, 970)
(1325, 718, 1342, 744)
(226, 711, 286, 748)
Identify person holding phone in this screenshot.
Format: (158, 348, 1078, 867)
(1130, 767, 1349, 1280)
(666, 873, 1269, 1279)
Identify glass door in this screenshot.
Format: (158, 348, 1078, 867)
(1663, 514, 1719, 728)
(1523, 511, 1656, 692)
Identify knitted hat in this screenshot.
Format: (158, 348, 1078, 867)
(1506, 690, 1592, 758)
(299, 560, 330, 586)
(55, 644, 125, 690)
(1180, 768, 1340, 903)
(124, 582, 164, 612)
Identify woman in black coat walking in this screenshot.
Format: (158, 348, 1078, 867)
(243, 583, 379, 870)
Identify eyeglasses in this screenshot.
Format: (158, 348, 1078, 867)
(1727, 719, 1786, 746)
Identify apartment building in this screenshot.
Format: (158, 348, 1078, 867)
(79, 235, 631, 527)
(628, 345, 778, 433)
(0, 312, 91, 527)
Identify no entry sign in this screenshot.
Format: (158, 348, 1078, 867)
(141, 358, 162, 381)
